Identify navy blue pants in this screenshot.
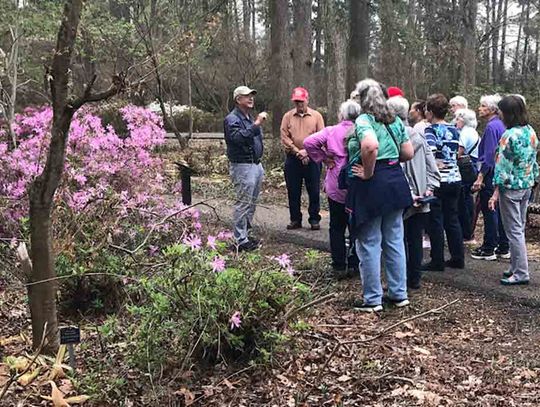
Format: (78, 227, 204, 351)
(427, 182, 464, 265)
(328, 198, 359, 270)
(459, 182, 475, 240)
(284, 155, 321, 224)
(479, 171, 509, 251)
(405, 212, 428, 287)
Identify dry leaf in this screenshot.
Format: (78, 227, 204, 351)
(222, 378, 234, 389)
(408, 389, 441, 405)
(17, 367, 41, 386)
(394, 331, 415, 339)
(413, 346, 431, 356)
(41, 381, 90, 406)
(65, 395, 90, 404)
(0, 336, 21, 347)
(175, 387, 195, 406)
(337, 375, 352, 382)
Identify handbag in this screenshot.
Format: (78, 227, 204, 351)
(457, 138, 479, 184)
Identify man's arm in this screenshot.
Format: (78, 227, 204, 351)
(479, 124, 499, 176)
(316, 111, 325, 131)
(280, 112, 299, 154)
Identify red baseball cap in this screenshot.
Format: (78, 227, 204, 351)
(387, 86, 404, 98)
(291, 87, 309, 102)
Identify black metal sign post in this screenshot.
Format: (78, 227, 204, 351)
(59, 326, 81, 370)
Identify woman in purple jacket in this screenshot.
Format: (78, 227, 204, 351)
(304, 100, 362, 279)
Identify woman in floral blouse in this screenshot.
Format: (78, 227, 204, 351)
(489, 96, 539, 285)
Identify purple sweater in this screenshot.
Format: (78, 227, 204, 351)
(304, 121, 353, 204)
(478, 116, 506, 176)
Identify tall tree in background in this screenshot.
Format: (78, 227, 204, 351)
(323, 0, 346, 124)
(292, 0, 313, 91)
(346, 0, 369, 93)
(461, 0, 478, 91)
(498, 0, 509, 83)
(269, 0, 290, 137)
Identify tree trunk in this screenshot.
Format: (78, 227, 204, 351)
(269, 0, 290, 137)
(491, 0, 502, 85)
(485, 0, 491, 82)
(292, 0, 313, 90)
(521, 0, 531, 83)
(513, 3, 524, 86)
(242, 0, 251, 40)
(346, 0, 369, 94)
(251, 0, 256, 41)
(498, 0, 508, 83)
(29, 0, 123, 353)
(324, 0, 346, 124)
(461, 0, 478, 91)
(312, 0, 326, 107)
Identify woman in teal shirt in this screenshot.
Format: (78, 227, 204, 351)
(346, 79, 414, 312)
(489, 96, 539, 285)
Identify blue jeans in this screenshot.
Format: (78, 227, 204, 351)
(230, 163, 264, 244)
(284, 155, 321, 224)
(355, 209, 408, 305)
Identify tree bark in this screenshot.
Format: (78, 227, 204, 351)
(312, 0, 326, 107)
(324, 0, 346, 124)
(498, 0, 508, 83)
(521, 0, 531, 82)
(491, 0, 502, 85)
(269, 0, 290, 137)
(28, 0, 124, 353)
(346, 0, 369, 94)
(513, 2, 524, 86)
(292, 0, 313, 90)
(242, 0, 251, 40)
(461, 0, 478, 91)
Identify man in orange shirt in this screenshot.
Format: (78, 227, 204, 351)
(280, 87, 325, 230)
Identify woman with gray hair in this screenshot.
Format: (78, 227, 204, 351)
(455, 108, 480, 242)
(471, 94, 509, 261)
(304, 100, 362, 279)
(388, 96, 441, 289)
(344, 79, 414, 311)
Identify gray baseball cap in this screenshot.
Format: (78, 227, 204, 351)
(233, 86, 257, 100)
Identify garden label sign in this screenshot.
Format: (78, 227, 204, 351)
(60, 326, 81, 369)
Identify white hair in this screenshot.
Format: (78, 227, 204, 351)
(449, 95, 468, 109)
(387, 96, 410, 121)
(338, 100, 362, 122)
(349, 89, 359, 101)
(512, 94, 526, 105)
(454, 108, 477, 129)
(480, 94, 502, 112)
(354, 78, 394, 124)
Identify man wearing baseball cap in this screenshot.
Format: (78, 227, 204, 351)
(280, 87, 325, 230)
(224, 85, 268, 251)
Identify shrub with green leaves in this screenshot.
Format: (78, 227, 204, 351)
(125, 242, 311, 370)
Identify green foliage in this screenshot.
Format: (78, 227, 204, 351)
(122, 243, 311, 370)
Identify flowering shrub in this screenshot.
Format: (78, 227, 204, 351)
(0, 105, 200, 240)
(124, 242, 311, 369)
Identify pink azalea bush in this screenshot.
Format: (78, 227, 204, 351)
(0, 105, 200, 242)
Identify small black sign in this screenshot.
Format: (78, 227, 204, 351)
(60, 326, 81, 345)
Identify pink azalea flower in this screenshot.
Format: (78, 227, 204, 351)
(274, 253, 291, 269)
(207, 235, 217, 250)
(286, 265, 295, 276)
(211, 256, 226, 273)
(194, 222, 202, 231)
(183, 234, 202, 251)
(217, 230, 234, 241)
(230, 311, 242, 330)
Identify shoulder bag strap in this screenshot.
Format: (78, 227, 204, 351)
(384, 124, 401, 155)
(467, 137, 480, 156)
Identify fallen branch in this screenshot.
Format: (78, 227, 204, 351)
(306, 299, 459, 400)
(0, 322, 48, 401)
(283, 293, 336, 321)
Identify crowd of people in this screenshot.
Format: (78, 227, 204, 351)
(223, 80, 539, 312)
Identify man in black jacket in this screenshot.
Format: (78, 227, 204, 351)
(224, 86, 267, 251)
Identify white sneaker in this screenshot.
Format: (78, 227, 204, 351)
(389, 298, 410, 308)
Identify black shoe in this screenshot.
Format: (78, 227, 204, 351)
(420, 262, 445, 272)
(407, 281, 421, 290)
(495, 246, 511, 259)
(386, 298, 410, 308)
(310, 222, 321, 231)
(238, 239, 260, 252)
(445, 259, 465, 269)
(286, 221, 302, 230)
(471, 247, 496, 260)
(502, 270, 513, 278)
